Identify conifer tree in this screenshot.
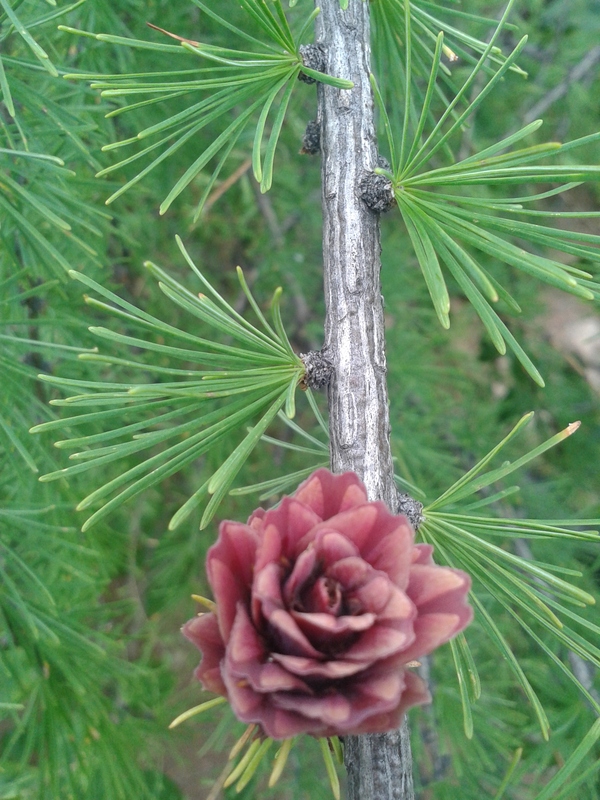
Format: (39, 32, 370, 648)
(1, 1, 600, 799)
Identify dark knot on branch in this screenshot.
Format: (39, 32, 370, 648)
(397, 492, 424, 531)
(298, 43, 327, 84)
(359, 156, 396, 214)
(300, 119, 320, 155)
(300, 350, 334, 390)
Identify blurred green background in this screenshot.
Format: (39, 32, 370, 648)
(1, 1, 599, 798)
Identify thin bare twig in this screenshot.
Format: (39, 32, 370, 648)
(522, 46, 600, 125)
(202, 157, 252, 215)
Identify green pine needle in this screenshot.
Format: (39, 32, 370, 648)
(375, 6, 600, 384)
(421, 414, 599, 734)
(32, 243, 303, 530)
(319, 737, 341, 800)
(62, 0, 347, 212)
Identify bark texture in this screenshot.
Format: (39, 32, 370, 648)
(314, 1, 416, 798)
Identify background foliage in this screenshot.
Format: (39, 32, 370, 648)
(1, 1, 599, 798)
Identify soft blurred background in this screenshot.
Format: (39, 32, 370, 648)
(1, 1, 599, 798)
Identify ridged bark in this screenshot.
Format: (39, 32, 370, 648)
(314, 1, 416, 798)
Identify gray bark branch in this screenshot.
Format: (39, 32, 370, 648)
(314, 1, 415, 798)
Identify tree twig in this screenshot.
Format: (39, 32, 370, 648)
(202, 157, 252, 215)
(522, 46, 600, 126)
(315, 1, 415, 797)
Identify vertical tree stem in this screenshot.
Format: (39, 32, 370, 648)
(315, 1, 416, 798)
